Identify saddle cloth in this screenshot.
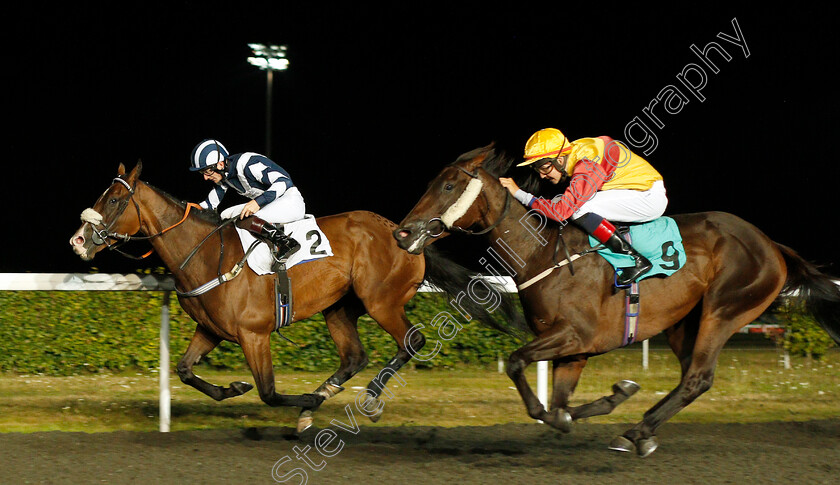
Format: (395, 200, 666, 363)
(233, 215, 333, 275)
(587, 216, 686, 281)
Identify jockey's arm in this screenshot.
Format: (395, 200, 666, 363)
(514, 161, 607, 223)
(252, 169, 293, 208)
(199, 184, 228, 210)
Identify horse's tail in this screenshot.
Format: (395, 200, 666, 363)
(777, 243, 840, 345)
(422, 245, 532, 340)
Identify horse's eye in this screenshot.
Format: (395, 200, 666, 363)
(109, 198, 118, 205)
(443, 183, 454, 191)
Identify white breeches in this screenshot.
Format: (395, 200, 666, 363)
(572, 180, 668, 223)
(220, 186, 306, 224)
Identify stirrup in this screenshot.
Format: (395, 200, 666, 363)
(271, 239, 300, 263)
(615, 261, 652, 287)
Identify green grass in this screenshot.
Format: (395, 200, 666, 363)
(1, 348, 837, 433)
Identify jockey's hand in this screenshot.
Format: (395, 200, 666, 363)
(240, 200, 261, 219)
(499, 177, 520, 195)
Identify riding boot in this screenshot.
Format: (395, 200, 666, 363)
(237, 216, 301, 260)
(574, 212, 652, 286)
(603, 232, 653, 286)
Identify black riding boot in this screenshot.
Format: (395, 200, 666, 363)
(574, 212, 652, 286)
(237, 216, 300, 260)
(603, 232, 653, 286)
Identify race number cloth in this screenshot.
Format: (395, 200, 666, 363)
(234, 215, 333, 275)
(588, 216, 685, 281)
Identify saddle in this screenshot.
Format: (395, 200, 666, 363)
(231, 216, 334, 331)
(594, 217, 686, 346)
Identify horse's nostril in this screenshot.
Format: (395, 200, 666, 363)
(398, 230, 410, 239)
(72, 236, 85, 246)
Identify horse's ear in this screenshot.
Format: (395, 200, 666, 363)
(463, 143, 496, 171)
(127, 160, 143, 182)
(118, 163, 126, 176)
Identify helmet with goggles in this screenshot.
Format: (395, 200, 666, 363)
(190, 139, 229, 172)
(518, 128, 573, 172)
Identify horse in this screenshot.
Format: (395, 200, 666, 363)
(393, 144, 840, 456)
(69, 161, 522, 432)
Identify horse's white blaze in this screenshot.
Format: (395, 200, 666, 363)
(80, 208, 103, 225)
(440, 178, 483, 228)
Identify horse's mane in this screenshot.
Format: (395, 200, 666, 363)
(143, 181, 222, 225)
(453, 144, 545, 194)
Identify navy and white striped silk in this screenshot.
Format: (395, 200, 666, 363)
(199, 153, 294, 210)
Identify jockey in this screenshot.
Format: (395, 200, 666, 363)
(190, 139, 302, 259)
(499, 128, 668, 285)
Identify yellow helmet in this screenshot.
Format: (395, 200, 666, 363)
(518, 128, 573, 167)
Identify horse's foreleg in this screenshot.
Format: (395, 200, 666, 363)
(507, 326, 590, 432)
(176, 325, 253, 401)
(238, 330, 324, 409)
(549, 356, 586, 410)
(360, 307, 425, 423)
(550, 355, 640, 421)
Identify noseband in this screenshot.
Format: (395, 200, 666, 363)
(425, 165, 511, 237)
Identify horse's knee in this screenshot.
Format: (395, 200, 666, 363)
(405, 330, 426, 356)
(350, 352, 369, 373)
(506, 353, 526, 379)
(175, 361, 192, 383)
(338, 351, 368, 377)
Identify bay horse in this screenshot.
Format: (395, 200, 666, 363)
(69, 162, 522, 432)
(393, 144, 840, 456)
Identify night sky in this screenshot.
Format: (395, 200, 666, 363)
(6, 3, 839, 276)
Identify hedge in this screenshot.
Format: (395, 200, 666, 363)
(3, 289, 834, 376)
(0, 291, 524, 375)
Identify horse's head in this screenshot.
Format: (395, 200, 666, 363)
(69, 162, 143, 261)
(394, 144, 513, 254)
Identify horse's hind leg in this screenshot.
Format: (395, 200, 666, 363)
(612, 303, 764, 457)
(176, 325, 253, 401)
(297, 296, 369, 432)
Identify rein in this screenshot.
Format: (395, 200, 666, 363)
(518, 229, 604, 290)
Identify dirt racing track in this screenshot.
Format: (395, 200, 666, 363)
(2, 420, 838, 484)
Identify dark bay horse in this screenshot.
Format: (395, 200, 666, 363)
(69, 162, 520, 432)
(394, 145, 840, 456)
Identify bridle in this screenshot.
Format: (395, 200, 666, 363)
(424, 165, 511, 238)
(82, 176, 201, 260)
(81, 174, 257, 297)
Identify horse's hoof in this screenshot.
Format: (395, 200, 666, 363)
(613, 380, 640, 397)
(546, 409, 573, 433)
(636, 436, 658, 457)
(297, 410, 314, 434)
(230, 381, 254, 396)
(607, 435, 635, 453)
(363, 394, 384, 423)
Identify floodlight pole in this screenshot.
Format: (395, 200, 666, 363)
(247, 44, 289, 158)
(265, 68, 274, 158)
